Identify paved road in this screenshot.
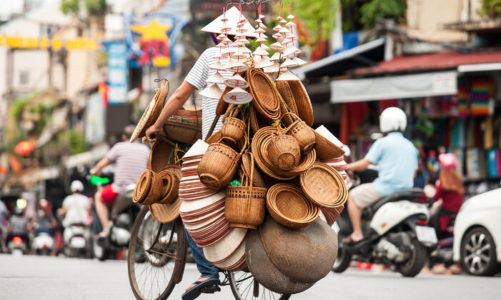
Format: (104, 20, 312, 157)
(0, 254, 499, 300)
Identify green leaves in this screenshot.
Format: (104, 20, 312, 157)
(360, 0, 407, 29)
(290, 0, 340, 42)
(478, 0, 501, 18)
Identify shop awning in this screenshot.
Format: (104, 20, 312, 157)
(331, 71, 457, 103)
(294, 38, 385, 80)
(458, 63, 501, 73)
(352, 50, 501, 76)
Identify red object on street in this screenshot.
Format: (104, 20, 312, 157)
(14, 140, 36, 156)
(357, 262, 373, 270)
(8, 154, 22, 174)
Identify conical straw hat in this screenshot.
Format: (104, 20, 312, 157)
(277, 70, 300, 81)
(270, 42, 284, 51)
(273, 25, 283, 32)
(272, 33, 283, 40)
(223, 87, 253, 104)
(209, 61, 226, 71)
(201, 6, 257, 38)
(224, 74, 248, 89)
(270, 52, 281, 61)
(206, 71, 226, 84)
(256, 37, 267, 43)
(292, 56, 307, 66)
(281, 58, 297, 68)
(255, 56, 274, 69)
(286, 21, 296, 28)
(284, 46, 302, 57)
(264, 62, 280, 73)
(227, 61, 248, 73)
(200, 84, 223, 99)
(253, 46, 269, 56)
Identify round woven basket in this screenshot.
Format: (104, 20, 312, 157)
(266, 134, 301, 171)
(130, 80, 169, 142)
(314, 131, 345, 161)
(225, 153, 267, 229)
(240, 152, 266, 187)
(198, 137, 246, 191)
(133, 169, 163, 205)
(299, 162, 348, 209)
(266, 183, 319, 228)
(286, 80, 314, 126)
(149, 197, 183, 224)
(275, 81, 298, 116)
(247, 68, 282, 120)
(157, 169, 179, 204)
(150, 140, 173, 173)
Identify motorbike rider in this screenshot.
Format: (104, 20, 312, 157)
(58, 180, 91, 236)
(90, 125, 150, 238)
(32, 199, 57, 237)
(344, 107, 418, 244)
(6, 206, 31, 249)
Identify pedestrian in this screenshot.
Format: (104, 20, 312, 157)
(344, 107, 418, 244)
(429, 153, 464, 239)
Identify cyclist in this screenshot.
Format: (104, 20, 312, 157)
(344, 107, 418, 244)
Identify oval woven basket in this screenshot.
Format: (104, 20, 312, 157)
(198, 137, 246, 191)
(221, 106, 246, 146)
(266, 183, 319, 228)
(150, 140, 174, 173)
(314, 131, 345, 161)
(247, 68, 282, 120)
(157, 169, 179, 204)
(286, 80, 314, 126)
(285, 113, 316, 153)
(133, 169, 163, 205)
(267, 134, 301, 172)
(299, 162, 348, 209)
(163, 110, 202, 145)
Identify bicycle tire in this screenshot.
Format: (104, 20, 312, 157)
(128, 207, 187, 300)
(228, 270, 291, 300)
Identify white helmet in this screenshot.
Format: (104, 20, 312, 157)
(70, 180, 84, 193)
(379, 107, 407, 133)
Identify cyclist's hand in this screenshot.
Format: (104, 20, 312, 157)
(145, 124, 161, 142)
(90, 168, 100, 176)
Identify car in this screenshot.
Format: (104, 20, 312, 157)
(453, 188, 501, 276)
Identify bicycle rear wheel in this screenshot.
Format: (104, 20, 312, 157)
(128, 207, 187, 300)
(228, 270, 291, 300)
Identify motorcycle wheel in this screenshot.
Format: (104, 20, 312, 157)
(128, 207, 186, 300)
(398, 238, 427, 277)
(332, 244, 352, 273)
(91, 235, 108, 261)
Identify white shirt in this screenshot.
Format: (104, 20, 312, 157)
(62, 193, 90, 227)
(184, 47, 233, 140)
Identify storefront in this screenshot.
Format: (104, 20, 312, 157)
(329, 51, 501, 196)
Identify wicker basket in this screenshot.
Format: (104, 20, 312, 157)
(225, 154, 267, 229)
(286, 80, 314, 126)
(133, 169, 163, 205)
(285, 113, 316, 153)
(163, 110, 202, 145)
(314, 131, 345, 161)
(247, 68, 282, 120)
(221, 106, 246, 146)
(150, 140, 173, 173)
(198, 137, 246, 191)
(299, 162, 348, 208)
(157, 169, 179, 204)
(266, 134, 301, 171)
(266, 183, 319, 228)
(240, 152, 266, 187)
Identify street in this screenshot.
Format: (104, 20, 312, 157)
(0, 254, 499, 300)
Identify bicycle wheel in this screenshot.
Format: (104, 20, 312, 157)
(128, 207, 188, 300)
(228, 270, 291, 300)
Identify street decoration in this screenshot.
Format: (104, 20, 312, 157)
(130, 18, 172, 67)
(0, 35, 98, 51)
(14, 140, 36, 156)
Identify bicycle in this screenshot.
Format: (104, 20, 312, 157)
(127, 206, 291, 300)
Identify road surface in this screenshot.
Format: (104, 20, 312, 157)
(0, 254, 499, 299)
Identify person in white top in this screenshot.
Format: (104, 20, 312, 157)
(58, 180, 90, 228)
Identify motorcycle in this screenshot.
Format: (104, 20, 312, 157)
(333, 169, 438, 277)
(7, 235, 28, 255)
(90, 180, 140, 261)
(63, 222, 91, 258)
(32, 232, 54, 256)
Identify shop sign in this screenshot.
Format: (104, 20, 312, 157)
(106, 41, 128, 104)
(130, 18, 172, 67)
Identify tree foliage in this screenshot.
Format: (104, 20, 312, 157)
(478, 0, 501, 18)
(360, 0, 407, 29)
(290, 0, 340, 42)
(61, 0, 107, 16)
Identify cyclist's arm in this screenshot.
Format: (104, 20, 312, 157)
(90, 157, 111, 176)
(146, 81, 196, 141)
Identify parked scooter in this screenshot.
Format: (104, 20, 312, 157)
(333, 170, 438, 277)
(89, 175, 139, 261)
